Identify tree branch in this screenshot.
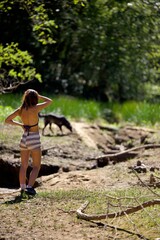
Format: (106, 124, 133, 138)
(76, 199, 160, 221)
(94, 144, 160, 167)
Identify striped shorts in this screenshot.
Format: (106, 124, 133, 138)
(20, 132, 41, 151)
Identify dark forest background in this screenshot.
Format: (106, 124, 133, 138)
(0, 0, 160, 102)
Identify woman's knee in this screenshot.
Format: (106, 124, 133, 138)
(32, 165, 41, 172)
(20, 164, 28, 171)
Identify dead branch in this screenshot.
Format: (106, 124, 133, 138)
(1, 79, 33, 93)
(98, 125, 118, 132)
(133, 170, 160, 197)
(76, 199, 160, 221)
(88, 220, 149, 240)
(95, 144, 160, 166)
(125, 125, 157, 133)
(97, 151, 138, 167)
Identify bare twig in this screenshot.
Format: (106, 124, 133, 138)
(89, 220, 149, 240)
(133, 170, 160, 197)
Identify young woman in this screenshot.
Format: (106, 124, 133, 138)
(5, 89, 52, 195)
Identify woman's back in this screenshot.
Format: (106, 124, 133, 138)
(20, 106, 39, 132)
(5, 89, 52, 133)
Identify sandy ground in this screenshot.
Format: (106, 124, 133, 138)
(1, 121, 160, 239)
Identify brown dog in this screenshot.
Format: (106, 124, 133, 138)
(39, 113, 72, 135)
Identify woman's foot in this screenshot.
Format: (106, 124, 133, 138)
(25, 187, 36, 196)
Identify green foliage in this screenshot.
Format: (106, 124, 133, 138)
(73, 0, 86, 6)
(0, 0, 57, 45)
(0, 43, 41, 92)
(0, 0, 57, 92)
(45, 95, 103, 120)
(40, 0, 159, 101)
(112, 100, 160, 125)
(0, 0, 160, 100)
(30, 3, 57, 45)
(0, 105, 14, 122)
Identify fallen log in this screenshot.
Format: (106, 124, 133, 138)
(98, 124, 118, 132)
(76, 199, 160, 221)
(97, 152, 138, 167)
(125, 126, 157, 133)
(95, 144, 160, 167)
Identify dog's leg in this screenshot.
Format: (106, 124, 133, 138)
(49, 123, 54, 134)
(42, 122, 49, 135)
(42, 126, 46, 136)
(59, 125, 63, 134)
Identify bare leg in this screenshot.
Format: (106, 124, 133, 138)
(20, 150, 30, 188)
(28, 149, 41, 187)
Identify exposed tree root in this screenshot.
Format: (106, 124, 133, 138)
(95, 144, 160, 166)
(88, 220, 149, 240)
(76, 199, 154, 240)
(76, 199, 160, 221)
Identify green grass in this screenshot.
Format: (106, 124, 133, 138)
(37, 187, 160, 238)
(2, 187, 159, 239)
(38, 186, 160, 218)
(0, 93, 103, 122)
(1, 93, 160, 126)
(112, 100, 160, 125)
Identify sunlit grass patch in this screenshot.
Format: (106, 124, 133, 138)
(37, 187, 160, 238)
(0, 94, 104, 122)
(1, 93, 160, 126)
(43, 95, 103, 120)
(0, 105, 14, 122)
(0, 93, 21, 108)
(0, 124, 22, 146)
(112, 101, 160, 126)
(1, 187, 159, 239)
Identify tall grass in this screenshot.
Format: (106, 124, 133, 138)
(0, 93, 103, 122)
(1, 93, 160, 126)
(111, 100, 160, 126)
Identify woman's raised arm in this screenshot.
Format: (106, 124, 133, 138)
(37, 94, 52, 111)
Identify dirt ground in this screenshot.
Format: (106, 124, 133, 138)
(0, 121, 160, 239)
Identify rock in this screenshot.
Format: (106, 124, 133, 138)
(62, 166, 70, 172)
(149, 174, 156, 184)
(128, 160, 147, 173)
(150, 167, 160, 172)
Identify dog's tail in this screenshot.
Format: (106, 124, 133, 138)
(38, 112, 46, 118)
